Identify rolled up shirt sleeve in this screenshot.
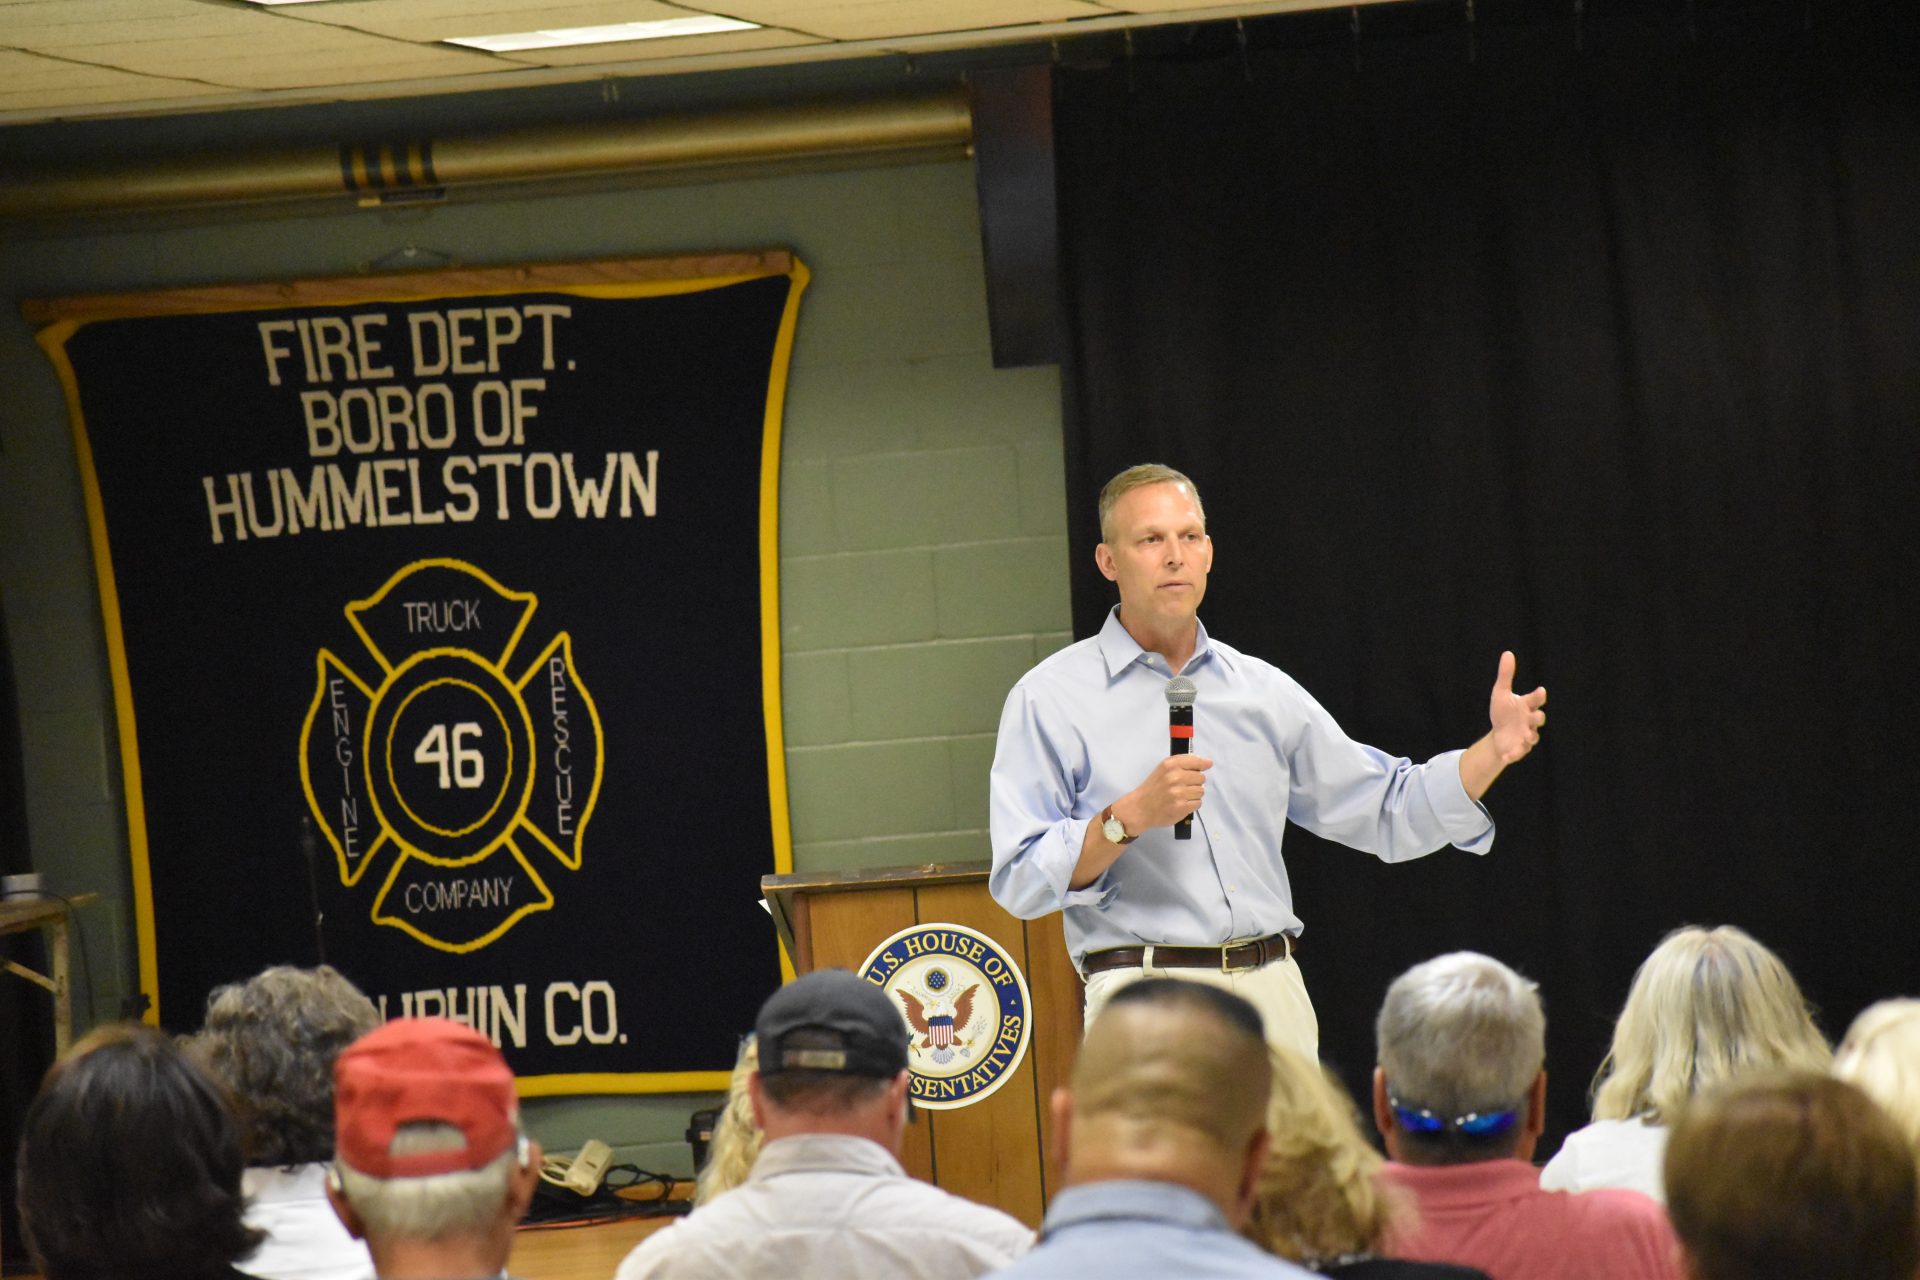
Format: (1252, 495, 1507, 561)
(1282, 682, 1495, 860)
(988, 682, 1119, 919)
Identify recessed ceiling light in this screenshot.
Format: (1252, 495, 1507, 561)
(445, 16, 760, 53)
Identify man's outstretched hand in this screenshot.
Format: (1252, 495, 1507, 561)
(1488, 650, 1547, 764)
(1459, 651, 1547, 801)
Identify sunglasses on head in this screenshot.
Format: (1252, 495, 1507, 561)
(1387, 1091, 1518, 1139)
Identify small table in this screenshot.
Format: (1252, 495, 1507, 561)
(0, 891, 98, 1055)
(510, 1210, 682, 1279)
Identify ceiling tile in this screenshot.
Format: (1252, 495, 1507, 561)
(73, 34, 495, 81)
(0, 46, 215, 116)
(0, 0, 217, 24)
(0, 47, 198, 89)
(0, 81, 223, 114)
(0, 0, 252, 41)
(69, 30, 360, 60)
(18, 13, 287, 50)
(69, 23, 480, 65)
(153, 48, 503, 90)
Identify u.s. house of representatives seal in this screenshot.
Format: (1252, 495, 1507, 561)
(858, 923, 1032, 1110)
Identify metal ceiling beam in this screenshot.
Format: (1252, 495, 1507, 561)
(0, 89, 972, 220)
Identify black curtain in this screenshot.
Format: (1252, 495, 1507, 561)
(1056, 1, 1920, 1146)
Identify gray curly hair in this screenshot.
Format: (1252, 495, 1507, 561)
(189, 964, 379, 1166)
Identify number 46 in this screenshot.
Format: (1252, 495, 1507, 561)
(415, 722, 485, 789)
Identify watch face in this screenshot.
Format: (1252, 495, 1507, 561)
(1103, 816, 1125, 842)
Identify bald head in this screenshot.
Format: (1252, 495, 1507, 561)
(1058, 981, 1272, 1221)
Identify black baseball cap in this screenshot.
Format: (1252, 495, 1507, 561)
(755, 969, 910, 1078)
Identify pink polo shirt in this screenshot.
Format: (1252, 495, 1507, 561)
(1378, 1159, 1681, 1280)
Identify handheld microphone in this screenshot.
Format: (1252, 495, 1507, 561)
(1165, 676, 1197, 840)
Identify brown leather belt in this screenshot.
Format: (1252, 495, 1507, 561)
(1081, 932, 1297, 976)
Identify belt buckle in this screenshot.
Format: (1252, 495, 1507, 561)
(1221, 940, 1260, 974)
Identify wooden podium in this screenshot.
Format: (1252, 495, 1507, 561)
(761, 861, 1081, 1228)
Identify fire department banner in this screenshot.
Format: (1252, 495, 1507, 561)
(29, 253, 806, 1093)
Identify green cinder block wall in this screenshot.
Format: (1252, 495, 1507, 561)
(0, 155, 1071, 1173)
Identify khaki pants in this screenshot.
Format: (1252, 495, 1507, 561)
(1082, 952, 1319, 1060)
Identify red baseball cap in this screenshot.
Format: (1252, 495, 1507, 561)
(334, 1017, 518, 1178)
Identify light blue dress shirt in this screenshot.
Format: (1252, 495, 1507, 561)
(986, 1180, 1317, 1280)
(989, 608, 1493, 968)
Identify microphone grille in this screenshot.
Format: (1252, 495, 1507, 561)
(1164, 676, 1197, 708)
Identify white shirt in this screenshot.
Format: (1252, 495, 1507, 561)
(240, 1163, 375, 1280)
(613, 1133, 1033, 1280)
(1539, 1117, 1671, 1203)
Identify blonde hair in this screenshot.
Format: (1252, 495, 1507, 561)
(1246, 1047, 1408, 1265)
(693, 1036, 762, 1206)
(1592, 925, 1830, 1124)
(1834, 998, 1920, 1159)
(1097, 463, 1205, 543)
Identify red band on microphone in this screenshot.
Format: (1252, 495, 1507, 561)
(1169, 725, 1195, 739)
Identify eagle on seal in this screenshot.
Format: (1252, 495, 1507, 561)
(898, 983, 980, 1063)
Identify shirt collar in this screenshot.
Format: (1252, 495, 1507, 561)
(1040, 1180, 1230, 1238)
(1096, 606, 1219, 681)
(241, 1162, 331, 1202)
(1380, 1158, 1544, 1208)
(746, 1133, 905, 1183)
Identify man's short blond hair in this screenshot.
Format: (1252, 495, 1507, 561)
(1098, 464, 1206, 543)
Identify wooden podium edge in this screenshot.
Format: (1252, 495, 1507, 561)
(761, 860, 992, 973)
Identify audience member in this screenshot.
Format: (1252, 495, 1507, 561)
(988, 979, 1315, 1280)
(615, 969, 1031, 1280)
(691, 1034, 762, 1206)
(1370, 952, 1680, 1280)
(16, 1023, 266, 1280)
(1665, 1072, 1918, 1280)
(1833, 997, 1920, 1160)
(191, 964, 380, 1280)
(1247, 1046, 1488, 1280)
(1541, 925, 1829, 1202)
(324, 1018, 540, 1280)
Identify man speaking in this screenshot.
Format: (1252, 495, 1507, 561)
(988, 464, 1546, 1057)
